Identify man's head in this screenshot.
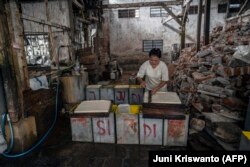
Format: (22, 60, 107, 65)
(149, 48, 161, 68)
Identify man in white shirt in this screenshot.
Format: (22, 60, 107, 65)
(136, 48, 169, 94)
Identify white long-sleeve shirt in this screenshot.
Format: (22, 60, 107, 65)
(137, 60, 169, 91)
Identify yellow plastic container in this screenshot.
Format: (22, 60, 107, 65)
(111, 104, 118, 113)
(130, 105, 141, 114)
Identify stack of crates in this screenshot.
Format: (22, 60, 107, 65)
(70, 84, 189, 146)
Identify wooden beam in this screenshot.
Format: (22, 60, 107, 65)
(226, 0, 231, 19)
(204, 0, 211, 45)
(237, 0, 249, 16)
(21, 16, 70, 30)
(161, 4, 182, 26)
(72, 0, 83, 9)
(163, 22, 195, 42)
(103, 1, 183, 9)
(45, 0, 57, 67)
(5, 0, 31, 119)
(180, 0, 191, 50)
(0, 1, 21, 122)
(196, 0, 203, 52)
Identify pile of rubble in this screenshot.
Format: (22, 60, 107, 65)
(172, 15, 250, 150)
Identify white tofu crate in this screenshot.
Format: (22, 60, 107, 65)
(70, 100, 115, 143)
(164, 115, 189, 146)
(139, 114, 163, 145)
(86, 85, 101, 100)
(116, 113, 139, 144)
(70, 117, 92, 142)
(92, 112, 115, 143)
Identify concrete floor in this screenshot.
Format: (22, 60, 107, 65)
(0, 114, 223, 167)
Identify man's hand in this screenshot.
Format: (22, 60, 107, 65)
(137, 77, 146, 88)
(151, 87, 158, 95)
(151, 81, 167, 94)
(140, 81, 146, 88)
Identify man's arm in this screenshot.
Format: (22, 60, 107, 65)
(137, 77, 146, 88)
(151, 81, 167, 94)
(136, 62, 147, 88)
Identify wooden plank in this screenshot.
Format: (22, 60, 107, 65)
(5, 116, 37, 152)
(162, 4, 182, 25)
(103, 1, 183, 9)
(163, 22, 195, 42)
(0, 1, 21, 122)
(142, 105, 186, 119)
(6, 1, 29, 91)
(45, 0, 57, 66)
(21, 16, 70, 30)
(72, 0, 83, 9)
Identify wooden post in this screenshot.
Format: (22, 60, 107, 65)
(45, 0, 57, 66)
(5, 1, 29, 91)
(196, 0, 203, 52)
(204, 0, 211, 45)
(180, 1, 191, 51)
(4, 0, 31, 120)
(0, 0, 21, 122)
(226, 0, 231, 19)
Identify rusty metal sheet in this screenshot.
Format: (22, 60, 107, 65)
(70, 117, 93, 142)
(139, 114, 163, 145)
(116, 113, 139, 144)
(164, 115, 189, 146)
(92, 112, 115, 143)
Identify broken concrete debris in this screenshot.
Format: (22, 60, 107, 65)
(172, 13, 250, 150)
